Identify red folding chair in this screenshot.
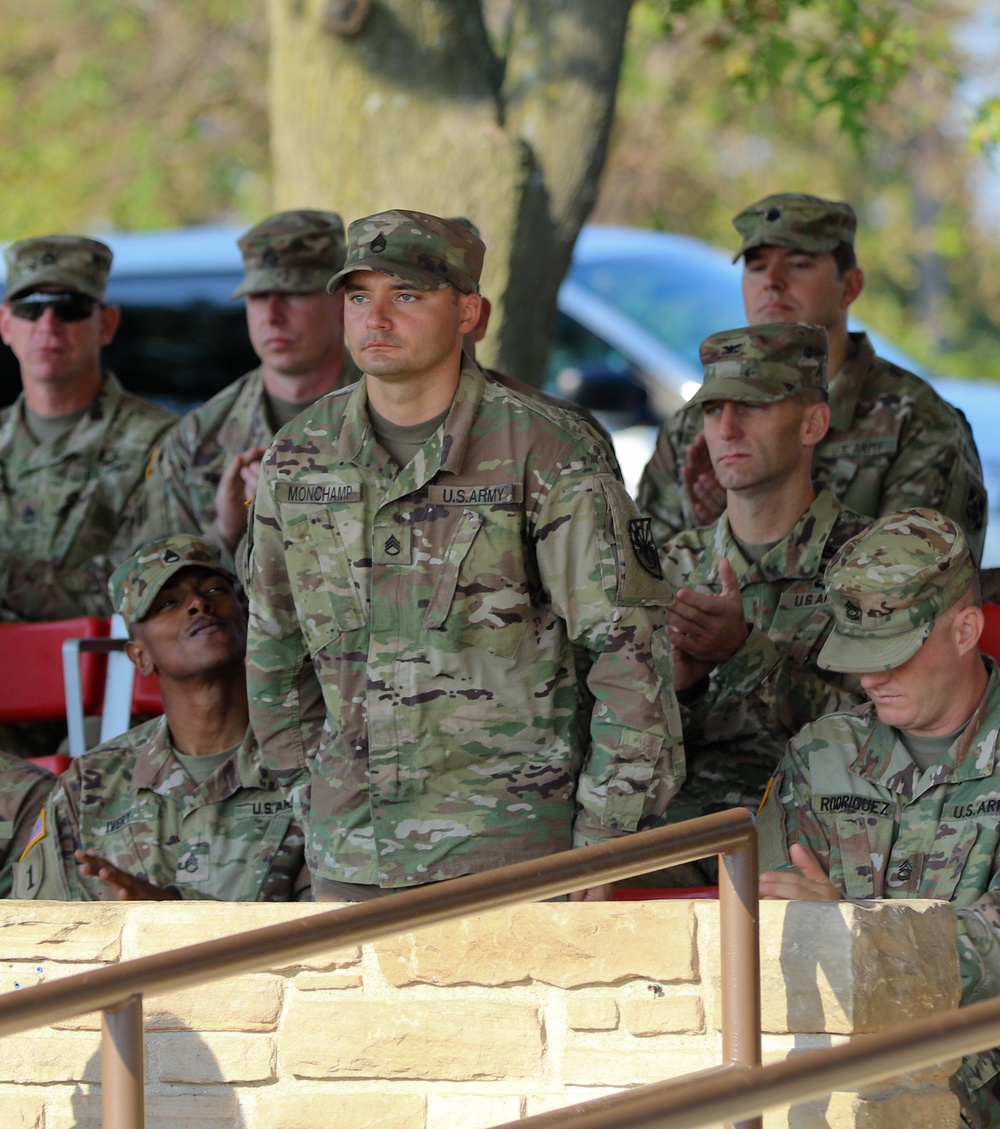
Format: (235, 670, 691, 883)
(980, 603, 1000, 662)
(63, 614, 163, 758)
(0, 617, 112, 773)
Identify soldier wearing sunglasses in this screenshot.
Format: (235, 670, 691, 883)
(0, 235, 174, 750)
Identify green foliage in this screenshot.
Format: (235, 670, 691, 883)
(636, 0, 927, 145)
(598, 0, 1000, 382)
(0, 0, 269, 236)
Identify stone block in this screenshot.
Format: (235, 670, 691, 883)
(0, 1089, 44, 1129)
(621, 995, 704, 1035)
(426, 1093, 522, 1128)
(151, 1031, 276, 1083)
(0, 1030, 100, 1084)
(565, 996, 618, 1031)
(562, 1039, 716, 1087)
(759, 900, 959, 1034)
(54, 973, 283, 1032)
(773, 1088, 961, 1129)
(0, 903, 122, 962)
(377, 902, 696, 988)
(283, 997, 543, 1080)
(293, 969, 364, 991)
(248, 1088, 426, 1129)
(120, 903, 361, 970)
(50, 1089, 241, 1128)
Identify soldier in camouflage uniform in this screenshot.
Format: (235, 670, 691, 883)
(636, 193, 987, 562)
(0, 753, 53, 898)
(759, 509, 1000, 1126)
(245, 209, 684, 902)
(0, 235, 175, 621)
(136, 210, 357, 560)
(651, 323, 867, 884)
(12, 535, 308, 901)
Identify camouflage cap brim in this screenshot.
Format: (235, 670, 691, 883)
(731, 230, 841, 264)
(232, 265, 338, 298)
(817, 619, 933, 674)
(327, 259, 445, 293)
(686, 372, 801, 409)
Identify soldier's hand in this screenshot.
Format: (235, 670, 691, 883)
(667, 558, 749, 666)
(681, 434, 726, 526)
(759, 843, 842, 902)
(215, 445, 267, 553)
(671, 640, 713, 693)
(74, 849, 181, 901)
(569, 883, 615, 902)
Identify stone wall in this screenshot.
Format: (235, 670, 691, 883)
(0, 898, 964, 1128)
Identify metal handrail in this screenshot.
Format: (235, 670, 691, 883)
(0, 809, 761, 1129)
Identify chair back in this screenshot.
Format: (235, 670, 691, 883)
(981, 603, 1000, 662)
(0, 617, 110, 725)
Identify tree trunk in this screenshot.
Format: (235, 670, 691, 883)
(268, 0, 633, 386)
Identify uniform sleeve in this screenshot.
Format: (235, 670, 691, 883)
(0, 551, 117, 620)
(878, 391, 987, 564)
(244, 447, 326, 797)
(635, 409, 704, 548)
(708, 625, 866, 739)
(955, 886, 1000, 1004)
(534, 457, 685, 846)
(10, 773, 89, 901)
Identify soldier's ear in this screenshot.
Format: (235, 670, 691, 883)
(954, 603, 985, 658)
(801, 400, 831, 448)
(98, 303, 122, 347)
(457, 291, 482, 338)
(840, 266, 864, 309)
(125, 638, 155, 678)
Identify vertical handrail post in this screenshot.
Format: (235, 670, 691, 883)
(719, 828, 762, 1129)
(102, 993, 145, 1129)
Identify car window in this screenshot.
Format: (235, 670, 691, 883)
(569, 252, 746, 373)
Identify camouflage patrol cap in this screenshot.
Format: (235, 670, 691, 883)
(4, 235, 113, 302)
(732, 193, 857, 263)
(818, 509, 976, 674)
(232, 209, 347, 298)
(109, 534, 238, 628)
(687, 322, 828, 409)
(328, 209, 484, 294)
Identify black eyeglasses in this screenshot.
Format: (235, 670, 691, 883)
(8, 292, 102, 323)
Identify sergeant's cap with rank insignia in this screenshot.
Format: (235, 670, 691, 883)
(731, 192, 857, 263)
(3, 234, 113, 302)
(328, 209, 485, 294)
(818, 508, 976, 675)
(232, 209, 347, 298)
(109, 534, 238, 629)
(686, 322, 828, 409)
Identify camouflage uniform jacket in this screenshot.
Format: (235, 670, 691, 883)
(137, 363, 362, 557)
(636, 333, 987, 562)
(11, 717, 308, 901)
(0, 752, 53, 898)
(660, 488, 867, 822)
(0, 373, 174, 620)
(761, 658, 1000, 1122)
(245, 362, 684, 888)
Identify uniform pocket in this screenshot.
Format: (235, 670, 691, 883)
(283, 507, 366, 653)
(423, 506, 530, 659)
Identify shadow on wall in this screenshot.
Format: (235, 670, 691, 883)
(70, 1016, 246, 1129)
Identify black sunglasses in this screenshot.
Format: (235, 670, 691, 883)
(8, 291, 102, 323)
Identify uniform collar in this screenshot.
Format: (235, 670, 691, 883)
(711, 487, 843, 587)
(0, 371, 125, 461)
(338, 359, 486, 487)
(131, 715, 262, 803)
(826, 332, 875, 432)
(217, 368, 274, 452)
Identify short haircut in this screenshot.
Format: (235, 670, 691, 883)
(831, 242, 857, 276)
